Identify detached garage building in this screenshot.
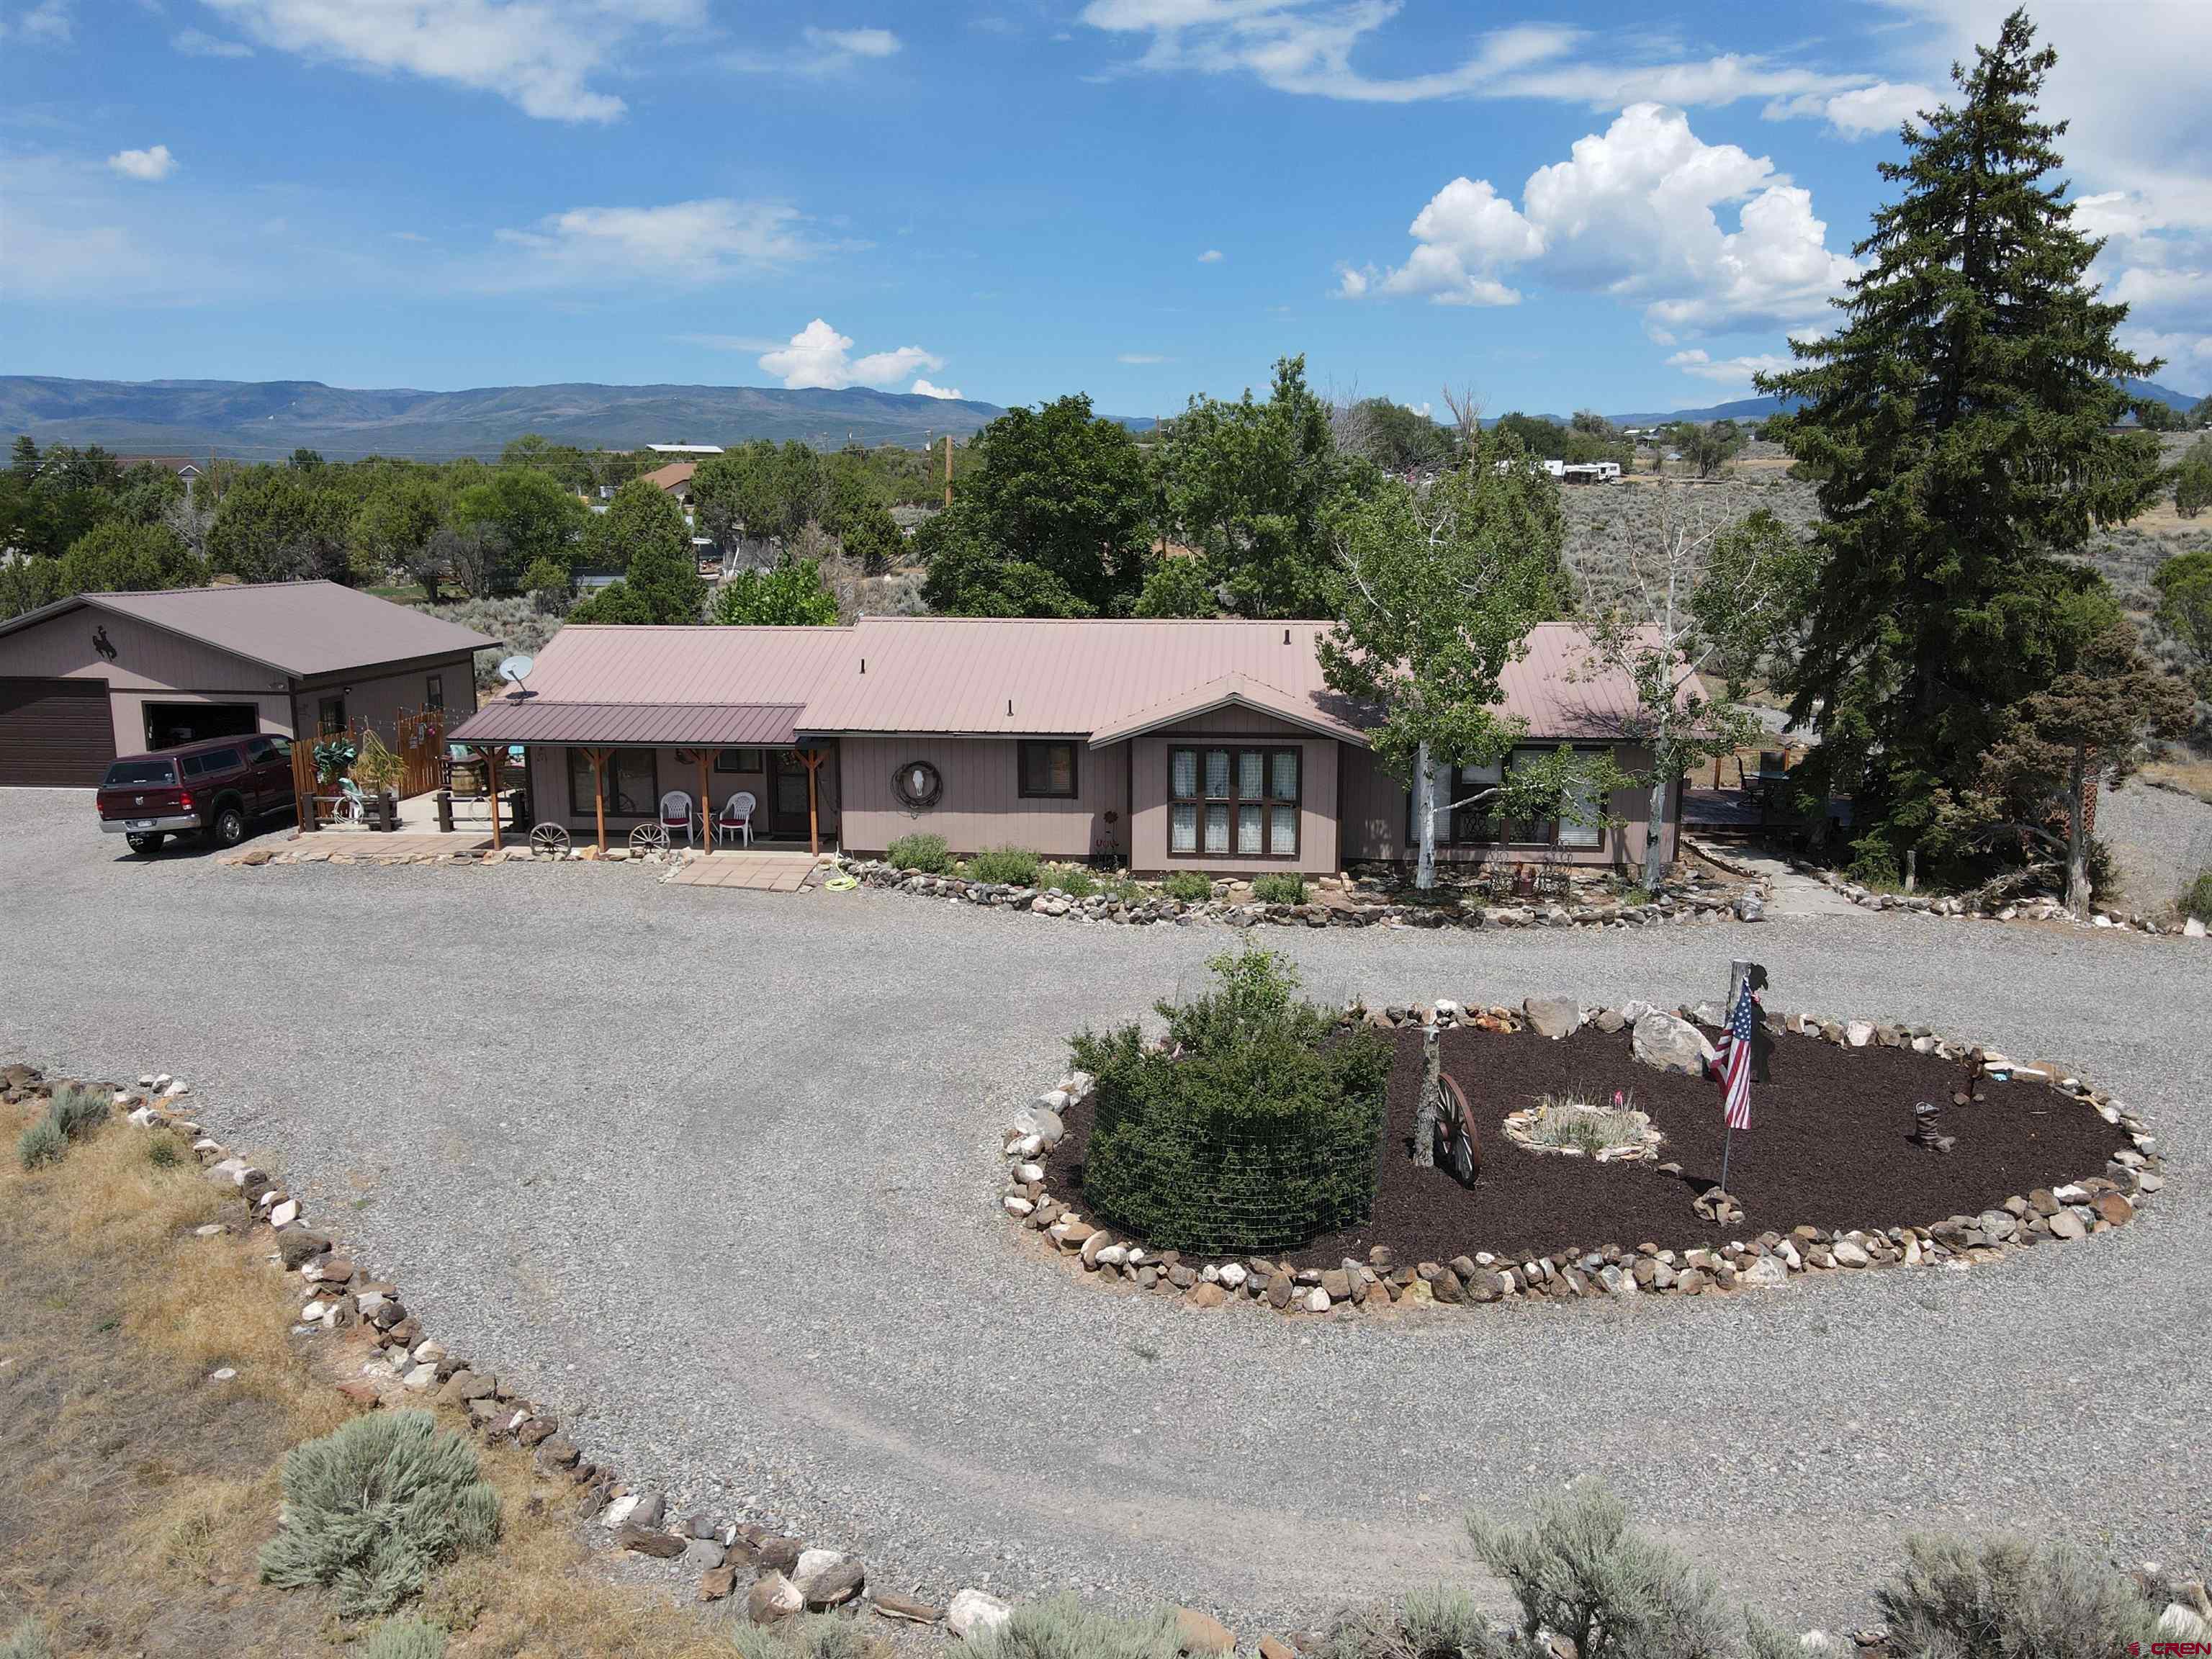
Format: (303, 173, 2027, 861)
(0, 581, 497, 787)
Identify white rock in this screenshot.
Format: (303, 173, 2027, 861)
(1845, 1020, 1875, 1047)
(793, 1548, 846, 1592)
(1631, 1012, 1712, 1075)
(139, 1074, 157, 1086)
(2053, 1182, 2090, 1204)
(1096, 1244, 1128, 1268)
(1218, 1262, 1247, 1290)
(1832, 1239, 1871, 1268)
(301, 1300, 325, 1321)
(112, 1089, 131, 1105)
(269, 1199, 300, 1228)
(206, 1157, 250, 1185)
(127, 1105, 158, 1128)
(1002, 1196, 1034, 1217)
(2185, 917, 2207, 938)
(403, 1362, 439, 1391)
(1740, 1256, 1789, 1288)
(948, 1589, 1013, 1640)
(1300, 1287, 1331, 1312)
(601, 1493, 642, 1530)
(1014, 1161, 1045, 1184)
(1010, 1134, 1043, 1159)
(208, 1367, 236, 1382)
(258, 1190, 279, 1210)
(192, 1223, 223, 1237)
(163, 1080, 189, 1097)
(1200, 1263, 1220, 1283)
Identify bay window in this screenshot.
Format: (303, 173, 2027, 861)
(1169, 745, 1299, 859)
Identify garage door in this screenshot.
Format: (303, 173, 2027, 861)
(0, 678, 117, 786)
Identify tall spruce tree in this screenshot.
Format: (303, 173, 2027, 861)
(1755, 8, 2165, 863)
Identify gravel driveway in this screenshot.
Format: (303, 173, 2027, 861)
(3, 786, 2206, 1631)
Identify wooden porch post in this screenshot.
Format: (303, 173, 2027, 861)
(482, 745, 503, 850)
(696, 751, 711, 850)
(588, 748, 608, 853)
(801, 750, 824, 857)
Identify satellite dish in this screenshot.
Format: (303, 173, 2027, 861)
(496, 655, 536, 697)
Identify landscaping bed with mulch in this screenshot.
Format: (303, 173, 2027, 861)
(1042, 1022, 2136, 1272)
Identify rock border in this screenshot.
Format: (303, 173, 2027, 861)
(998, 997, 2162, 1313)
(0, 1062, 952, 1633)
(1794, 857, 2200, 937)
(837, 855, 1772, 932)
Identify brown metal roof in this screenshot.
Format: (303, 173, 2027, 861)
(642, 462, 697, 492)
(515, 625, 853, 704)
(446, 699, 804, 747)
(799, 617, 1665, 742)
(0, 582, 498, 678)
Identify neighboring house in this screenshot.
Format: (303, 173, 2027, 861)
(0, 581, 497, 786)
(642, 462, 697, 504)
(446, 616, 1679, 873)
(112, 454, 204, 484)
(646, 444, 724, 457)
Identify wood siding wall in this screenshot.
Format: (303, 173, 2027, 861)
(837, 734, 1125, 859)
(1128, 709, 1341, 875)
(0, 607, 294, 753)
(1339, 742, 1673, 869)
(292, 657, 480, 749)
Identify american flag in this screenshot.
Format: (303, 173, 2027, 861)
(1715, 984, 1757, 1130)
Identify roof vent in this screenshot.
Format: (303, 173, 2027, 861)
(1007, 698, 1014, 716)
(860, 657, 866, 674)
(1283, 628, 1291, 644)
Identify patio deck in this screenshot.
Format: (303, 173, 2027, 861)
(665, 850, 819, 893)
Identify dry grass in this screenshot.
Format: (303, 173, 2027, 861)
(0, 1090, 880, 1659)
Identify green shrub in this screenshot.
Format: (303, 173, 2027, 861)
(968, 845, 1042, 886)
(1318, 1586, 1506, 1659)
(886, 832, 951, 873)
(148, 1135, 181, 1169)
(361, 1618, 446, 1659)
(1874, 1535, 2162, 1659)
(1074, 946, 1390, 1254)
(258, 1410, 500, 1619)
(1, 1619, 50, 1659)
(1845, 832, 1901, 888)
(1251, 873, 1307, 904)
(2183, 866, 2212, 924)
(17, 1115, 65, 1170)
(49, 1083, 109, 1141)
(966, 1595, 1182, 1659)
(1042, 862, 1097, 898)
(1161, 870, 1213, 904)
(1468, 1478, 1737, 1659)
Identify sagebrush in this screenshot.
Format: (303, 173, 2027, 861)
(17, 1114, 64, 1171)
(1, 1619, 49, 1659)
(1251, 873, 1307, 904)
(2182, 866, 2212, 924)
(258, 1409, 500, 1619)
(17, 1083, 108, 1169)
(1874, 1534, 2163, 1659)
(360, 1617, 446, 1659)
(966, 1594, 1182, 1659)
(728, 1614, 884, 1659)
(1075, 945, 1389, 1254)
(1161, 870, 1213, 903)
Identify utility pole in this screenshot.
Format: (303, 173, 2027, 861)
(943, 433, 953, 507)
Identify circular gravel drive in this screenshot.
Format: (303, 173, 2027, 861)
(2, 787, 2206, 1629)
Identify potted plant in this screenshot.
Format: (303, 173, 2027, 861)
(353, 732, 405, 830)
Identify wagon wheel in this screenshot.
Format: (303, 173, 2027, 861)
(529, 823, 570, 855)
(1437, 1072, 1480, 1185)
(630, 823, 669, 853)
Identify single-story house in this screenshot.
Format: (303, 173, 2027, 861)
(0, 581, 498, 786)
(448, 616, 1679, 874)
(642, 462, 697, 504)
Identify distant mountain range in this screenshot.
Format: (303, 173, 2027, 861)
(2, 374, 2200, 460)
(0, 377, 1012, 459)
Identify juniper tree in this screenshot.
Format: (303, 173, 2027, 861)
(1755, 9, 2166, 866)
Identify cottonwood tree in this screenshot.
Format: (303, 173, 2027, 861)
(2154, 548, 2212, 694)
(352, 476, 451, 600)
(1756, 10, 2166, 870)
(711, 557, 839, 626)
(1964, 621, 2190, 915)
(1579, 508, 1796, 888)
(1321, 435, 1614, 889)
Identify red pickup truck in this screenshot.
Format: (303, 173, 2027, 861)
(95, 733, 297, 853)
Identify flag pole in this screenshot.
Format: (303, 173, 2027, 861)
(1719, 1120, 1735, 1193)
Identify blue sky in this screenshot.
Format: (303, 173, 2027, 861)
(3, 0, 2208, 418)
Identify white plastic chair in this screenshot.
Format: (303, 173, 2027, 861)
(658, 790, 696, 848)
(716, 791, 755, 848)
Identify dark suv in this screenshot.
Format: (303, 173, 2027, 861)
(95, 733, 296, 853)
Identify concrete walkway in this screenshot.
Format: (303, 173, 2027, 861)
(665, 850, 818, 892)
(3, 786, 2205, 1633)
(1708, 845, 1866, 917)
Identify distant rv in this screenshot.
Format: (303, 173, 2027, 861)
(1539, 459, 1622, 485)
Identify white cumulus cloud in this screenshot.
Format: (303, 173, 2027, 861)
(1197, 248, 1224, 263)
(757, 319, 944, 390)
(1764, 80, 1936, 140)
(1665, 349, 1794, 385)
(911, 378, 964, 400)
(107, 144, 178, 181)
(1345, 104, 1856, 338)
